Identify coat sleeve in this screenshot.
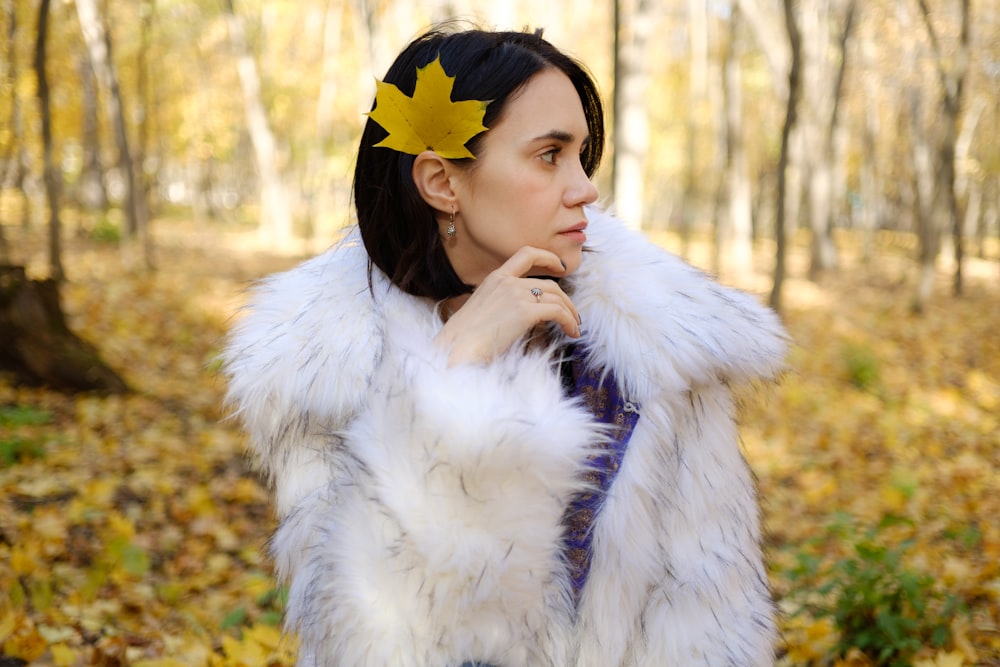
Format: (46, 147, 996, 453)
(220, 250, 382, 518)
(274, 334, 602, 666)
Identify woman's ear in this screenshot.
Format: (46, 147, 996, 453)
(412, 151, 459, 212)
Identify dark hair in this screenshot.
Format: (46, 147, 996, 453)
(353, 24, 605, 300)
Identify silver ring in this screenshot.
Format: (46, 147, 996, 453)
(530, 287, 543, 302)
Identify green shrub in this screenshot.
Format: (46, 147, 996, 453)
(0, 405, 54, 427)
(0, 436, 46, 467)
(0, 405, 53, 467)
(90, 216, 122, 244)
(842, 343, 880, 390)
(221, 583, 288, 632)
(786, 514, 965, 666)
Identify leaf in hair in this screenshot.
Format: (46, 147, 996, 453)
(367, 56, 489, 159)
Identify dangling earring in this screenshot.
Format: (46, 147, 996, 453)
(447, 210, 457, 238)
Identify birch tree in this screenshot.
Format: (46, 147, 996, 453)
(304, 0, 344, 240)
(76, 50, 108, 210)
(76, 0, 149, 258)
(2, 0, 31, 234)
(223, 0, 293, 247)
(612, 0, 655, 230)
(770, 0, 802, 312)
(857, 18, 881, 262)
(800, 0, 857, 281)
(34, 0, 63, 281)
(0, 0, 13, 261)
(915, 0, 971, 302)
(721, 4, 755, 280)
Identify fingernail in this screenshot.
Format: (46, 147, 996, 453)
(577, 314, 583, 326)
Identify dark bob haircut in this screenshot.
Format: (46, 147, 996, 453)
(353, 24, 605, 301)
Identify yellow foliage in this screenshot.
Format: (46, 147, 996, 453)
(2, 623, 46, 661)
(368, 55, 489, 159)
(50, 642, 80, 666)
(0, 224, 996, 665)
(914, 650, 968, 667)
(835, 647, 874, 665)
(0, 600, 16, 643)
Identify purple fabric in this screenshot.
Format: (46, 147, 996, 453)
(560, 345, 639, 601)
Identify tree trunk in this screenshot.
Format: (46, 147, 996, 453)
(804, 0, 856, 282)
(858, 21, 880, 263)
(223, 0, 293, 248)
(915, 0, 970, 299)
(770, 0, 802, 313)
(303, 0, 344, 244)
(612, 0, 654, 231)
(76, 50, 109, 211)
(75, 0, 148, 257)
(137, 0, 153, 220)
(722, 5, 754, 280)
(978, 176, 998, 260)
(34, 0, 64, 282)
(0, 266, 128, 393)
(736, 0, 790, 101)
(1, 0, 23, 257)
(911, 88, 938, 313)
(683, 0, 709, 256)
(10, 3, 33, 233)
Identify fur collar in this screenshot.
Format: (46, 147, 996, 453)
(566, 207, 786, 402)
(225, 206, 786, 435)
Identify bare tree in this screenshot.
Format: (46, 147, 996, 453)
(2, 0, 31, 237)
(0, 0, 12, 261)
(720, 4, 755, 280)
(683, 0, 710, 256)
(857, 18, 881, 263)
(34, 0, 63, 282)
(612, 0, 655, 230)
(802, 0, 857, 281)
(136, 0, 154, 226)
(770, 0, 802, 313)
(304, 0, 345, 242)
(76, 49, 108, 211)
(223, 0, 293, 247)
(76, 0, 148, 257)
(915, 0, 971, 302)
(736, 0, 790, 100)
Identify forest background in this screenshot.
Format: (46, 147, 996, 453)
(0, 0, 998, 665)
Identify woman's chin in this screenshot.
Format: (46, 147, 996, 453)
(560, 249, 583, 276)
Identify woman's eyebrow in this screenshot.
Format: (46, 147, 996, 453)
(530, 129, 591, 144)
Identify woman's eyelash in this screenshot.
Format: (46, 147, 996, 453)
(542, 148, 561, 163)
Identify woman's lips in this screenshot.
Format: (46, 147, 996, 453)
(559, 223, 588, 243)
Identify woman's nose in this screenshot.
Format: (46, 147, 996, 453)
(565, 160, 599, 208)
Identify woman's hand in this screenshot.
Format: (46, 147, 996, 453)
(434, 246, 582, 366)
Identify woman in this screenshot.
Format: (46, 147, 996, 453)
(224, 25, 787, 667)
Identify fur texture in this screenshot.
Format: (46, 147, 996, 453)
(222, 207, 787, 666)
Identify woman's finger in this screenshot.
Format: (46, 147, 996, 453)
(523, 278, 581, 330)
(495, 245, 568, 279)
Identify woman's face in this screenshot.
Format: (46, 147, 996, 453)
(444, 68, 599, 285)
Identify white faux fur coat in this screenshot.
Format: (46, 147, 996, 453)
(223, 207, 787, 667)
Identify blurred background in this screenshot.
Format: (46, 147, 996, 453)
(0, 1, 998, 666)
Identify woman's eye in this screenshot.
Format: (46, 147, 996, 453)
(541, 149, 559, 164)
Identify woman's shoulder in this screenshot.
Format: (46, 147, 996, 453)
(572, 207, 788, 395)
(246, 230, 372, 314)
(222, 229, 385, 419)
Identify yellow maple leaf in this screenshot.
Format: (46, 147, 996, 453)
(220, 633, 268, 666)
(368, 55, 488, 159)
(913, 650, 967, 667)
(50, 643, 79, 667)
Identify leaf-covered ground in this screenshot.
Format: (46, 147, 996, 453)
(1, 223, 997, 666)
